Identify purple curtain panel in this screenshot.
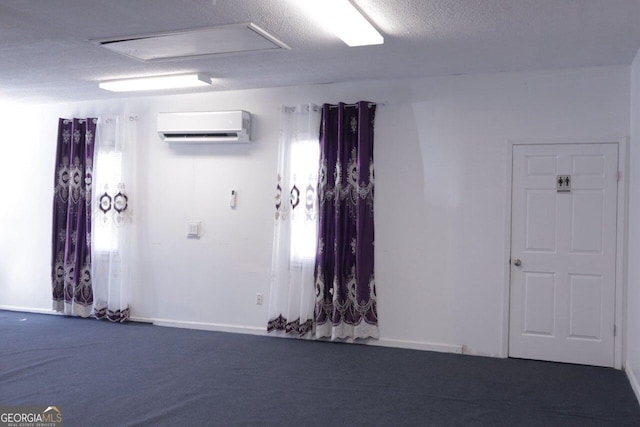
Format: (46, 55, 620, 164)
(315, 101, 378, 339)
(51, 118, 97, 316)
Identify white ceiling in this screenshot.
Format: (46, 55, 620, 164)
(2, 0, 640, 104)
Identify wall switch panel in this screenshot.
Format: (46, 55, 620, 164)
(187, 221, 202, 238)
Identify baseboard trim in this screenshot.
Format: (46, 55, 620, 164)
(626, 362, 640, 405)
(0, 305, 57, 316)
(372, 338, 464, 354)
(131, 316, 464, 353)
(1, 307, 463, 355)
(133, 316, 267, 336)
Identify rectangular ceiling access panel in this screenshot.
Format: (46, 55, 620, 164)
(96, 23, 289, 62)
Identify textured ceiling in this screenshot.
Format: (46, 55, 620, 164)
(2, 0, 640, 104)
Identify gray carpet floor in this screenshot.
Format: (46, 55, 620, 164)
(0, 310, 639, 426)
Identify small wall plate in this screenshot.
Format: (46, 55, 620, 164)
(187, 221, 202, 238)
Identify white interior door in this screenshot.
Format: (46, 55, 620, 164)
(509, 143, 618, 367)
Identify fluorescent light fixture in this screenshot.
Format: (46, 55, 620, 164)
(293, 0, 383, 47)
(99, 73, 211, 92)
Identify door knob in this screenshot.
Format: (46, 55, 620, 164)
(512, 258, 522, 267)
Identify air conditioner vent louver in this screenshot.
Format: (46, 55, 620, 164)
(158, 111, 251, 143)
(168, 132, 238, 138)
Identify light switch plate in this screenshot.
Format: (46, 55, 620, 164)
(187, 221, 202, 238)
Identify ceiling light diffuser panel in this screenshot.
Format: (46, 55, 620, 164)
(99, 74, 211, 92)
(293, 0, 383, 47)
(95, 23, 289, 62)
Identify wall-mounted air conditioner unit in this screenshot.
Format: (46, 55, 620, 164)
(157, 110, 251, 143)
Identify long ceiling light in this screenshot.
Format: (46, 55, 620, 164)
(99, 73, 211, 92)
(293, 0, 383, 47)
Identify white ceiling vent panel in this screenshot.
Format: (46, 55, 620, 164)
(96, 23, 289, 62)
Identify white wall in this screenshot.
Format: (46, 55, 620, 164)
(0, 65, 630, 357)
(627, 50, 640, 399)
(0, 106, 51, 311)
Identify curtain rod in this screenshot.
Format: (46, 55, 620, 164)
(102, 115, 138, 124)
(326, 101, 387, 108)
(282, 102, 387, 112)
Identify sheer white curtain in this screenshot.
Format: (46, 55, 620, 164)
(91, 115, 135, 322)
(267, 104, 321, 337)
